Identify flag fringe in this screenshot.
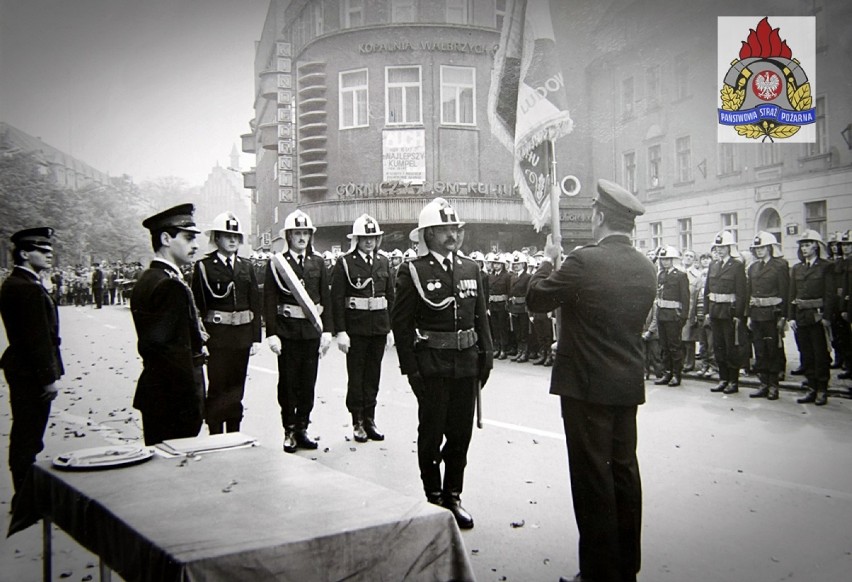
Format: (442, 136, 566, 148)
(515, 114, 574, 159)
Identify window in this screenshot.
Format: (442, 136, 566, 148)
(648, 144, 662, 188)
(646, 65, 661, 109)
(721, 212, 739, 242)
(391, 0, 416, 22)
(758, 143, 780, 166)
(495, 0, 507, 30)
(623, 151, 636, 194)
(446, 0, 469, 24)
(340, 69, 369, 129)
(313, 2, 324, 36)
(674, 54, 690, 100)
(441, 66, 475, 125)
(804, 201, 827, 240)
(678, 218, 692, 251)
(386, 66, 422, 125)
(343, 0, 364, 28)
(650, 222, 663, 250)
(806, 96, 827, 156)
(676, 136, 692, 183)
(622, 77, 634, 117)
(718, 143, 738, 175)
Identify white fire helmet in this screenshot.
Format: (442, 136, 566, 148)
(512, 251, 528, 264)
(711, 230, 741, 258)
(657, 246, 681, 260)
(389, 248, 404, 259)
(469, 250, 485, 262)
(347, 214, 383, 251)
(403, 248, 417, 262)
(485, 251, 499, 263)
(749, 231, 783, 257)
(500, 252, 513, 265)
(278, 209, 316, 253)
(206, 211, 245, 244)
(409, 197, 465, 256)
(797, 229, 827, 256)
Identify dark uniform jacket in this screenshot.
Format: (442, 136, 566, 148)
(130, 260, 204, 416)
(788, 258, 834, 326)
(91, 267, 104, 290)
(190, 253, 262, 349)
(746, 257, 789, 321)
(0, 267, 64, 387)
(526, 235, 657, 406)
(656, 267, 690, 322)
(392, 253, 493, 379)
(508, 270, 531, 315)
(330, 250, 394, 336)
(703, 257, 747, 320)
(263, 251, 332, 340)
(487, 269, 511, 311)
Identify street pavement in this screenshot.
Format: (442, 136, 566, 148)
(2, 304, 852, 581)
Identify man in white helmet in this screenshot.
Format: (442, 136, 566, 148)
(263, 210, 332, 452)
(190, 211, 262, 434)
(705, 230, 747, 395)
(508, 251, 532, 362)
(331, 214, 394, 443)
(745, 232, 788, 400)
(486, 251, 512, 359)
(789, 230, 835, 405)
(653, 246, 690, 386)
(391, 197, 493, 529)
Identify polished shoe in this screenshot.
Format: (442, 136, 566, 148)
(364, 418, 385, 441)
(702, 368, 716, 378)
(723, 382, 739, 394)
(516, 350, 529, 363)
(352, 414, 368, 443)
(543, 353, 554, 367)
(426, 492, 443, 506)
(710, 381, 729, 393)
(531, 350, 547, 365)
(668, 374, 682, 387)
(294, 429, 319, 450)
(654, 373, 673, 385)
(767, 387, 779, 400)
(814, 390, 828, 406)
(790, 366, 806, 375)
(797, 390, 817, 404)
(283, 429, 297, 453)
(443, 495, 474, 529)
(838, 371, 852, 380)
(749, 385, 769, 398)
(496, 350, 507, 360)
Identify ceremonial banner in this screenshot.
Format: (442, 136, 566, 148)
(488, 0, 573, 231)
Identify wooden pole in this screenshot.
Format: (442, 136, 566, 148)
(548, 139, 562, 264)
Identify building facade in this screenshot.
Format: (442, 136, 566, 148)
(244, 0, 546, 255)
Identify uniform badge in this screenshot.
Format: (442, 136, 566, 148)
(458, 279, 477, 298)
(426, 279, 442, 291)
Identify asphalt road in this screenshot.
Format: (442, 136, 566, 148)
(2, 304, 851, 581)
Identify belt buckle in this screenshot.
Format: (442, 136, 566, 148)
(283, 306, 292, 317)
(348, 298, 357, 309)
(212, 313, 223, 324)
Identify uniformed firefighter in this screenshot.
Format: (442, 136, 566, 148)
(264, 210, 333, 452)
(331, 214, 395, 443)
(839, 230, 852, 381)
(486, 251, 512, 359)
(389, 248, 404, 274)
(508, 251, 532, 362)
(789, 230, 835, 405)
(705, 230, 747, 394)
(744, 231, 789, 400)
(654, 246, 691, 386)
(190, 211, 262, 434)
(391, 197, 493, 530)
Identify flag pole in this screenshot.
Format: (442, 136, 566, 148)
(548, 139, 562, 261)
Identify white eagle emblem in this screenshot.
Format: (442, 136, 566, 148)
(754, 71, 781, 100)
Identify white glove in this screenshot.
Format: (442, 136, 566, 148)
(319, 332, 332, 357)
(337, 331, 350, 354)
(386, 331, 394, 350)
(267, 335, 282, 355)
(789, 320, 798, 333)
(250, 342, 261, 356)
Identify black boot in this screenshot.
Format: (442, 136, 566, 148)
(723, 381, 739, 394)
(767, 383, 779, 401)
(294, 424, 318, 450)
(710, 381, 729, 392)
(668, 372, 682, 387)
(814, 389, 828, 406)
(364, 407, 384, 441)
(791, 366, 806, 375)
(283, 426, 297, 453)
(797, 389, 817, 404)
(750, 375, 769, 398)
(208, 422, 224, 435)
(442, 493, 474, 529)
(654, 372, 673, 385)
(543, 351, 554, 367)
(225, 419, 241, 433)
(352, 411, 368, 443)
(496, 349, 507, 360)
(532, 349, 547, 365)
(517, 348, 529, 363)
(426, 491, 443, 506)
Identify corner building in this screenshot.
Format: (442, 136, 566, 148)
(244, 0, 541, 254)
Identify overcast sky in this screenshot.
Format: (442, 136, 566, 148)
(0, 0, 270, 186)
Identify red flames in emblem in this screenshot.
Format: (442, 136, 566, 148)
(739, 17, 792, 60)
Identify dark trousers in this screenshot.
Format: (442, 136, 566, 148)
(489, 305, 510, 351)
(561, 397, 641, 582)
(657, 319, 683, 374)
(796, 324, 830, 390)
(6, 373, 52, 494)
(417, 376, 476, 496)
(277, 337, 320, 427)
(206, 346, 251, 430)
(711, 318, 740, 381)
(345, 334, 386, 413)
(94, 287, 103, 308)
(510, 312, 529, 344)
(140, 365, 205, 446)
(750, 319, 784, 378)
(531, 313, 553, 355)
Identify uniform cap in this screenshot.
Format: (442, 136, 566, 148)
(142, 203, 201, 233)
(11, 227, 54, 251)
(593, 179, 645, 218)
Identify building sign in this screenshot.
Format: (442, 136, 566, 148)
(336, 180, 514, 198)
(382, 129, 426, 183)
(755, 183, 782, 201)
(786, 223, 799, 235)
(360, 41, 497, 54)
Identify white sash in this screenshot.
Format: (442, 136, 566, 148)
(271, 253, 323, 333)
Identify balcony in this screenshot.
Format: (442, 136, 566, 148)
(259, 70, 279, 99)
(242, 170, 256, 189)
(240, 132, 255, 154)
(259, 123, 278, 150)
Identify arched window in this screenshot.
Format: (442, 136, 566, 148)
(757, 207, 782, 247)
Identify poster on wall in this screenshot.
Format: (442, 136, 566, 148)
(382, 129, 425, 183)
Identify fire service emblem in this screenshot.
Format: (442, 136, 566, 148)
(718, 17, 816, 142)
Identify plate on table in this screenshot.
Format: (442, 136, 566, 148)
(53, 444, 154, 470)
